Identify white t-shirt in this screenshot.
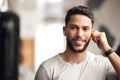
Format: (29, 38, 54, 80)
(35, 51, 116, 80)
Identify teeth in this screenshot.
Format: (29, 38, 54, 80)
(75, 40, 83, 44)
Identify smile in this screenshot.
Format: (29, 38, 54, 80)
(74, 39, 85, 46)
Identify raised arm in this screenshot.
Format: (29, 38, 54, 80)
(92, 30, 120, 80)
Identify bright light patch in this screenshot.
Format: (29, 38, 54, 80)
(47, 0, 63, 3)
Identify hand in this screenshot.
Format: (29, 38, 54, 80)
(91, 30, 111, 52)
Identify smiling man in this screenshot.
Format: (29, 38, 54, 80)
(35, 5, 120, 80)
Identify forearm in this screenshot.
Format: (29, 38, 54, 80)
(108, 51, 120, 79)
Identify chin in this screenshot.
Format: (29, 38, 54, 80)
(73, 47, 86, 53)
(74, 46, 84, 50)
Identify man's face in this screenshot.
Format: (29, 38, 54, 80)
(63, 14, 93, 53)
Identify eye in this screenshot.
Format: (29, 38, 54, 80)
(71, 26, 76, 29)
(69, 25, 78, 30)
(83, 26, 90, 31)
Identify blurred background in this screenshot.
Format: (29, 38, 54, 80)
(0, 0, 120, 80)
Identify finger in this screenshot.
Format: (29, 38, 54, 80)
(92, 30, 101, 43)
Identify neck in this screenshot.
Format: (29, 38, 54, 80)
(61, 48, 87, 64)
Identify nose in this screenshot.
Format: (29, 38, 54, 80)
(76, 29, 84, 37)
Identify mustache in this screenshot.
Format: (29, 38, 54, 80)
(73, 37, 86, 42)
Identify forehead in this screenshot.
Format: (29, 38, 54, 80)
(68, 14, 92, 26)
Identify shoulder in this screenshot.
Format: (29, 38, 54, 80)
(87, 51, 116, 79)
(88, 51, 112, 68)
(88, 51, 109, 62)
(40, 54, 61, 70)
(35, 54, 61, 80)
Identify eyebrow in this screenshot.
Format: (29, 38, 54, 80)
(69, 24, 91, 28)
(69, 24, 78, 27)
(83, 25, 91, 28)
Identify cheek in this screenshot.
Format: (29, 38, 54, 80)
(66, 31, 75, 38)
(86, 32, 92, 40)
(67, 34, 74, 40)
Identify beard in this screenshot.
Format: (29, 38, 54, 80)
(67, 37, 91, 53)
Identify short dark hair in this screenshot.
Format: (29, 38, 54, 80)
(65, 5, 94, 26)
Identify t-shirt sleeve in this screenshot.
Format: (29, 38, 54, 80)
(34, 65, 49, 80)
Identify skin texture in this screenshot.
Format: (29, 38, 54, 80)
(64, 14, 93, 53)
(62, 14, 93, 63)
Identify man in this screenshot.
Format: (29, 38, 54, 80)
(35, 5, 120, 80)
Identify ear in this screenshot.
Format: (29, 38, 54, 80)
(91, 29, 94, 38)
(63, 26, 67, 36)
(91, 29, 95, 35)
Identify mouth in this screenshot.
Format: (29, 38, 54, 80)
(74, 39, 85, 46)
